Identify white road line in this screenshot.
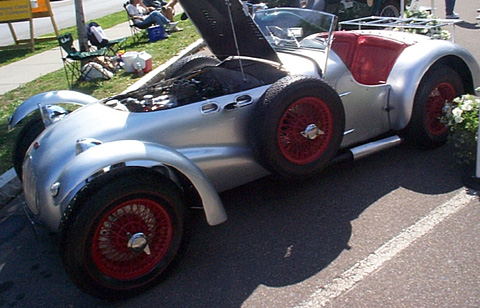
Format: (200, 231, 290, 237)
(295, 189, 476, 308)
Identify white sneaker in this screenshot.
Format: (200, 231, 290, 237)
(167, 22, 183, 32)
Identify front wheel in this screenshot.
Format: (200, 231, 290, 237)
(60, 171, 186, 298)
(404, 65, 464, 148)
(12, 116, 45, 181)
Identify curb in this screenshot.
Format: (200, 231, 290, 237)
(0, 38, 206, 210)
(0, 168, 21, 208)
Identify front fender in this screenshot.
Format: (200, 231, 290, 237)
(387, 40, 480, 130)
(53, 140, 227, 229)
(8, 90, 97, 130)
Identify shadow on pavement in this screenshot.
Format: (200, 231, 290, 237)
(0, 142, 465, 307)
(457, 21, 480, 30)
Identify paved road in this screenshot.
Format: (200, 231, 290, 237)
(0, 0, 124, 46)
(0, 143, 478, 307)
(0, 0, 479, 307)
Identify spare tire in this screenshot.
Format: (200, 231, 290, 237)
(164, 55, 220, 79)
(252, 75, 345, 178)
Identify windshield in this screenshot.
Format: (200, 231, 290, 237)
(253, 8, 337, 50)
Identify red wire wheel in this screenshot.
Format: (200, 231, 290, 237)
(91, 198, 174, 280)
(60, 171, 185, 298)
(277, 97, 334, 164)
(254, 76, 345, 178)
(404, 65, 463, 148)
(424, 82, 457, 136)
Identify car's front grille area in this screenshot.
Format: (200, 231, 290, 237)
(23, 155, 39, 215)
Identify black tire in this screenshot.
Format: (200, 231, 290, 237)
(12, 117, 45, 181)
(164, 55, 220, 79)
(60, 170, 186, 298)
(404, 65, 464, 148)
(379, 0, 400, 17)
(252, 75, 345, 178)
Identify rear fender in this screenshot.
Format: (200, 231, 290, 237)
(53, 140, 227, 228)
(7, 90, 97, 130)
(387, 41, 480, 130)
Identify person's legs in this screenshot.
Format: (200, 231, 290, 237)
(134, 19, 153, 28)
(161, 6, 174, 21)
(135, 11, 168, 31)
(149, 11, 171, 25)
(445, 0, 458, 18)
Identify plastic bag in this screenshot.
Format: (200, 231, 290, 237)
(82, 62, 113, 81)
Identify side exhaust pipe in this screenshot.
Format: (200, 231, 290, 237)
(330, 135, 402, 165)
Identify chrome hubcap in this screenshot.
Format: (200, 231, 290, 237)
(127, 232, 151, 255)
(301, 123, 324, 140)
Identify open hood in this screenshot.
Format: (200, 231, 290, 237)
(179, 0, 281, 63)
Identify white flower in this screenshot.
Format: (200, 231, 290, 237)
(461, 100, 473, 111)
(454, 116, 464, 123)
(452, 108, 463, 117)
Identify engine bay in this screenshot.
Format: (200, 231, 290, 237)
(102, 58, 288, 112)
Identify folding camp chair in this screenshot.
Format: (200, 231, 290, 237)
(86, 22, 128, 57)
(124, 1, 149, 43)
(57, 33, 110, 88)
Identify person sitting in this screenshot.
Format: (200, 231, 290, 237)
(126, 0, 181, 33)
(142, 0, 178, 21)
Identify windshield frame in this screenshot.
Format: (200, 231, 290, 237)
(253, 8, 337, 76)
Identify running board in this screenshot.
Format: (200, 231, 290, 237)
(330, 135, 403, 165)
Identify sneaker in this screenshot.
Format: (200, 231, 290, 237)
(167, 22, 183, 32)
(446, 12, 459, 19)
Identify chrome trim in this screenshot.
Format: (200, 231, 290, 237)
(201, 102, 220, 115)
(39, 104, 68, 127)
(76, 138, 103, 155)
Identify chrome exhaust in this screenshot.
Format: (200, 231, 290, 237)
(330, 135, 402, 165)
(350, 135, 402, 160)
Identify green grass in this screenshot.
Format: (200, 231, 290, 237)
(0, 15, 200, 175)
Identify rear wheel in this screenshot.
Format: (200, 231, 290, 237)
(404, 65, 464, 148)
(379, 0, 400, 17)
(253, 75, 345, 178)
(60, 171, 186, 298)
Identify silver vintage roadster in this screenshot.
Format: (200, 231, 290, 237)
(8, 0, 480, 298)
